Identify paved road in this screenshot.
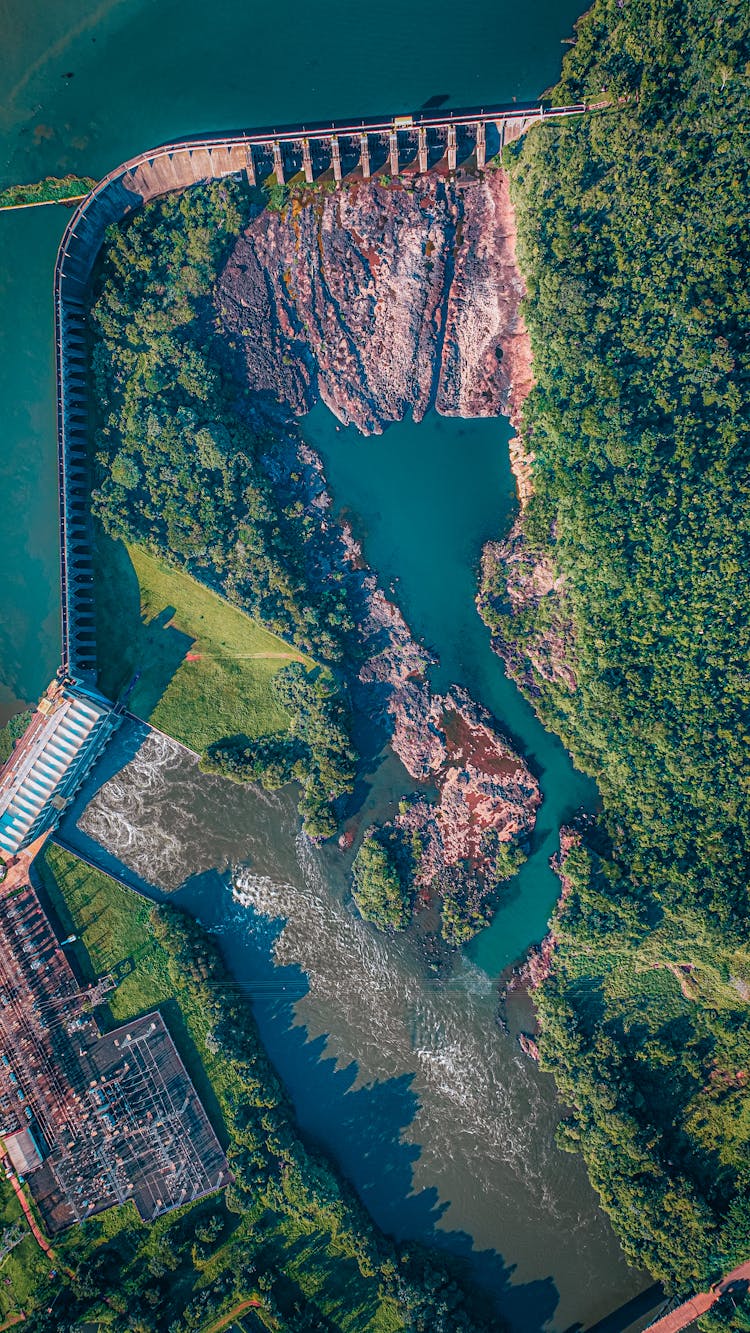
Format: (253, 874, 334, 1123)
(0, 1153, 52, 1257)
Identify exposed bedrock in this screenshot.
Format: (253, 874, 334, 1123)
(393, 684, 541, 873)
(217, 172, 542, 932)
(342, 526, 540, 902)
(217, 171, 532, 435)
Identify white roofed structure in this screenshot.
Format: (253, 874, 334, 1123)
(0, 681, 118, 858)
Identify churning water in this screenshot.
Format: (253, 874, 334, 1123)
(64, 722, 646, 1331)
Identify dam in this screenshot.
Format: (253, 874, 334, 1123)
(1, 100, 592, 864)
(0, 100, 595, 867)
(55, 101, 588, 681)
(0, 88, 682, 1327)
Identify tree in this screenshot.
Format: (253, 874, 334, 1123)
(351, 831, 412, 930)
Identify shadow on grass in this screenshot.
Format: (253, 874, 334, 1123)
(94, 528, 193, 717)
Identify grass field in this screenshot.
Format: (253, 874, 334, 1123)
(35, 843, 172, 1025)
(94, 534, 312, 753)
(0, 1173, 51, 1326)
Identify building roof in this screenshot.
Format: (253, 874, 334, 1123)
(4, 1128, 43, 1176)
(0, 681, 114, 857)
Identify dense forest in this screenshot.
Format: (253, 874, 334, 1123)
(351, 829, 414, 930)
(89, 183, 358, 836)
(479, 0, 750, 1310)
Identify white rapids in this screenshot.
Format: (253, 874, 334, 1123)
(233, 830, 606, 1265)
(75, 725, 639, 1325)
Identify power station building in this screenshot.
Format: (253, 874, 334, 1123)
(0, 877, 229, 1232)
(0, 679, 119, 859)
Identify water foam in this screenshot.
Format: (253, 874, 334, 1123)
(79, 731, 190, 887)
(77, 727, 628, 1288)
(233, 828, 568, 1241)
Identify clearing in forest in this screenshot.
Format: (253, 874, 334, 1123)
(94, 536, 311, 753)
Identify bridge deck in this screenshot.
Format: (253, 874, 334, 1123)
(646, 1261, 750, 1332)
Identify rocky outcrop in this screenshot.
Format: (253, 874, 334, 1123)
(435, 174, 532, 424)
(396, 688, 540, 894)
(341, 525, 539, 856)
(389, 686, 540, 888)
(393, 686, 539, 854)
(339, 525, 539, 924)
(478, 531, 577, 696)
(518, 1033, 540, 1062)
(507, 434, 535, 510)
(218, 172, 531, 436)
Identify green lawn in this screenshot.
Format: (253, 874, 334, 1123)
(94, 533, 312, 753)
(0, 1174, 52, 1326)
(35, 843, 173, 1024)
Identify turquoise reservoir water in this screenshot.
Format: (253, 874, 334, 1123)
(0, 1, 657, 1328)
(302, 402, 596, 975)
(0, 207, 62, 721)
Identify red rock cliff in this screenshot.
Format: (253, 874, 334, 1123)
(217, 171, 532, 437)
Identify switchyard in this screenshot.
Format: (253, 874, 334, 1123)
(0, 878, 228, 1232)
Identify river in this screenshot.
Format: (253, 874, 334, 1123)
(60, 715, 646, 1333)
(1, 2, 655, 1329)
(53, 388, 651, 1329)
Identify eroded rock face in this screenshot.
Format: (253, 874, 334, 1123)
(218, 172, 531, 435)
(436, 175, 532, 425)
(393, 688, 540, 888)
